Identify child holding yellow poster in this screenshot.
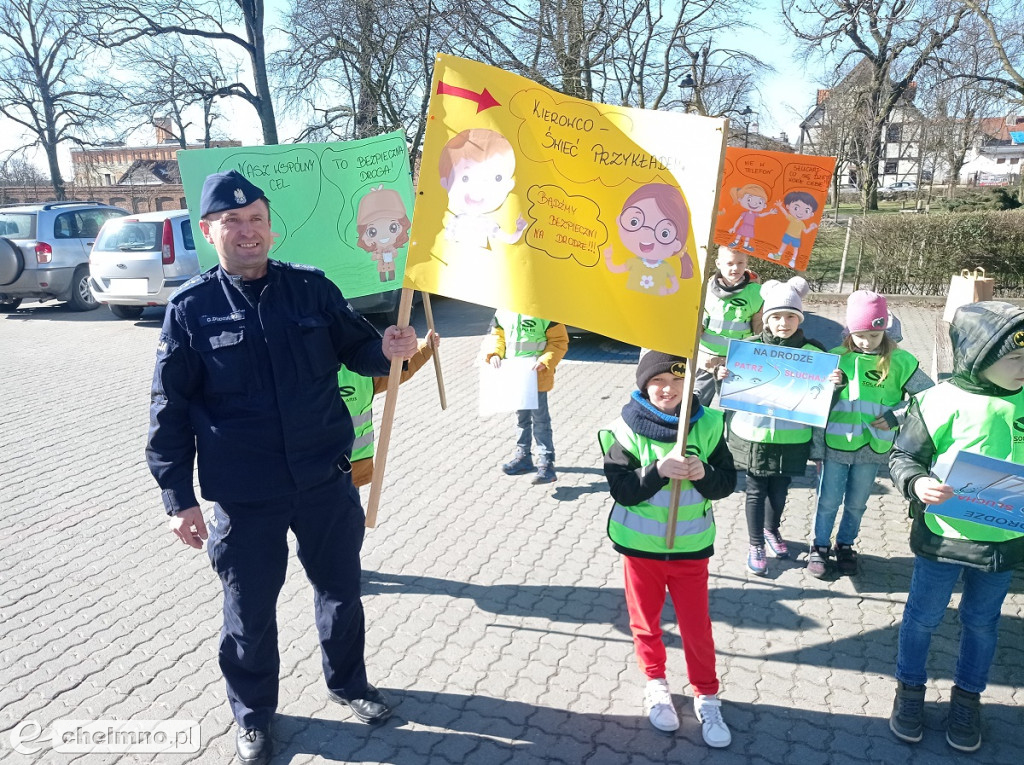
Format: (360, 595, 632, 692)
(599, 352, 734, 747)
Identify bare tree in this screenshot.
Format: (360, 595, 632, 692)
(919, 30, 1008, 193)
(783, 0, 969, 209)
(600, 1, 768, 116)
(0, 155, 49, 186)
(117, 36, 228, 149)
(956, 0, 1024, 100)
(0, 0, 119, 199)
(79, 0, 279, 145)
(280, 0, 459, 161)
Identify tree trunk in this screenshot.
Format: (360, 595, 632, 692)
(245, 1, 278, 145)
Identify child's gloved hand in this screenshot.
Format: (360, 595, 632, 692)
(489, 356, 502, 369)
(913, 477, 953, 505)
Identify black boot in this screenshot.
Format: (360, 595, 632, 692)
(236, 727, 271, 765)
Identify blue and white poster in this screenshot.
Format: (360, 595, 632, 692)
(719, 340, 839, 427)
(930, 451, 1024, 534)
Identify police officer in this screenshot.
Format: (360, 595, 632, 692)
(146, 170, 417, 765)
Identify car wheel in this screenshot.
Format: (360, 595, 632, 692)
(0, 237, 24, 286)
(109, 304, 145, 320)
(0, 297, 22, 312)
(68, 264, 100, 311)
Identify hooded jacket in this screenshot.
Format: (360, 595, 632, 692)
(889, 301, 1024, 571)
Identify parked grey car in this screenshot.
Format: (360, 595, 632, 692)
(0, 201, 128, 311)
(88, 210, 200, 320)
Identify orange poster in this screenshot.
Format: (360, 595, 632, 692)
(713, 148, 836, 271)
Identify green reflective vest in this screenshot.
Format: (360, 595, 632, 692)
(495, 310, 550, 357)
(338, 365, 375, 461)
(825, 347, 918, 454)
(727, 341, 820, 445)
(699, 281, 763, 356)
(917, 381, 1024, 544)
(598, 409, 723, 555)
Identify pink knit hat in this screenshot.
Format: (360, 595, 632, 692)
(846, 290, 889, 333)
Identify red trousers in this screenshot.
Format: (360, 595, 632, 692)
(623, 555, 719, 696)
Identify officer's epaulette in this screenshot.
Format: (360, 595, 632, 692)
(168, 265, 217, 300)
(280, 260, 324, 276)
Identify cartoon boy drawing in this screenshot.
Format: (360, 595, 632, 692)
(356, 185, 411, 282)
(438, 128, 527, 249)
(603, 183, 693, 296)
(727, 182, 775, 252)
(770, 191, 819, 268)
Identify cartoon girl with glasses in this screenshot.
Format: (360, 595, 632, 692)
(603, 183, 693, 296)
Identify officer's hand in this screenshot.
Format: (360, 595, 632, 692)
(913, 477, 954, 505)
(170, 506, 208, 549)
(382, 325, 417, 360)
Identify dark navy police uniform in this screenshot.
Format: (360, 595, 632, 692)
(146, 259, 390, 729)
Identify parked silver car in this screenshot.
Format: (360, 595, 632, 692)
(0, 201, 128, 311)
(88, 209, 200, 320)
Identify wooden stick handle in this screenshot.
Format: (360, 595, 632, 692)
(421, 293, 447, 410)
(365, 288, 415, 528)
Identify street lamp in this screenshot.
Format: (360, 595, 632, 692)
(679, 74, 695, 114)
(739, 106, 756, 148)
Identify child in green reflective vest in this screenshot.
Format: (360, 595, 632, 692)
(888, 301, 1024, 753)
(339, 330, 439, 488)
(716, 276, 838, 576)
(483, 310, 569, 484)
(694, 246, 764, 406)
(600, 351, 736, 748)
(809, 291, 931, 578)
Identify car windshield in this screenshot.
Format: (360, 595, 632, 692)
(0, 213, 36, 239)
(95, 220, 161, 252)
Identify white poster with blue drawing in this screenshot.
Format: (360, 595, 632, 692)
(719, 340, 839, 427)
(930, 451, 1024, 534)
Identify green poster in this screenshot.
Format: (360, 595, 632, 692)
(177, 132, 414, 300)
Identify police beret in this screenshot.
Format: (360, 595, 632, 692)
(199, 170, 267, 218)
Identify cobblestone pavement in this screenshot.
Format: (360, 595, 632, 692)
(1, 294, 1021, 765)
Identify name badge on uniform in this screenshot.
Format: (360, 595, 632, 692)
(200, 311, 245, 326)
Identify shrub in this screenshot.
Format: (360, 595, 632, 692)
(855, 209, 1024, 296)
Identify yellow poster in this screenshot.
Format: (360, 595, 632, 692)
(404, 54, 727, 356)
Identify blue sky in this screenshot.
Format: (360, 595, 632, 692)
(2, 3, 821, 173)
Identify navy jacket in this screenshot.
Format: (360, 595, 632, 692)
(146, 261, 391, 513)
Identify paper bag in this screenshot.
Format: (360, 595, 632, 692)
(943, 267, 994, 322)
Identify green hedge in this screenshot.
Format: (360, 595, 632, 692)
(853, 210, 1024, 296)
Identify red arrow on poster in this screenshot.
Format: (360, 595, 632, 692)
(436, 81, 501, 113)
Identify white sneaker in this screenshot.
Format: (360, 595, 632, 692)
(643, 678, 679, 732)
(694, 694, 732, 747)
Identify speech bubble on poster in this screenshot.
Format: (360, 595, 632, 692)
(524, 184, 608, 267)
(785, 162, 833, 192)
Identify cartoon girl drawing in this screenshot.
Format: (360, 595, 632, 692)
(603, 183, 693, 296)
(355, 185, 411, 282)
(727, 182, 774, 252)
